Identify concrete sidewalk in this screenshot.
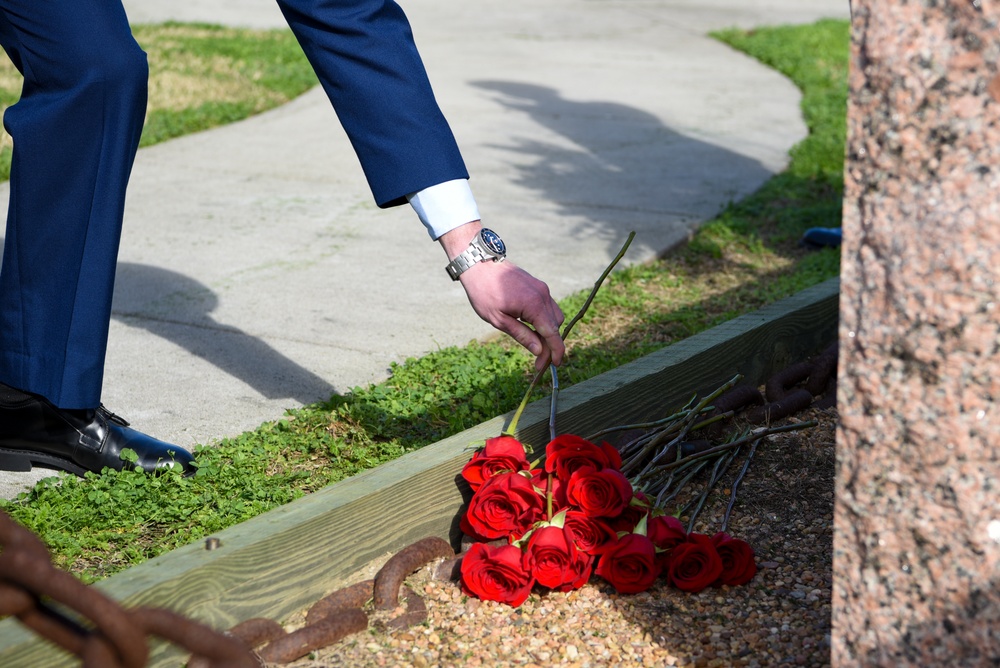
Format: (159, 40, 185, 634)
(0, 0, 850, 498)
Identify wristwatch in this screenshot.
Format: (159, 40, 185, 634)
(446, 228, 507, 280)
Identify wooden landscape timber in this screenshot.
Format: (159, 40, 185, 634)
(0, 278, 839, 667)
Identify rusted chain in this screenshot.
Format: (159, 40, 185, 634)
(805, 342, 839, 396)
(226, 617, 286, 648)
(257, 609, 368, 664)
(198, 536, 458, 665)
(711, 384, 766, 415)
(765, 361, 814, 402)
(707, 341, 839, 432)
(186, 619, 282, 668)
(0, 511, 148, 667)
(133, 608, 261, 668)
(431, 556, 464, 582)
(3, 517, 460, 667)
(745, 387, 815, 424)
(0, 510, 259, 668)
(306, 579, 374, 626)
(373, 536, 454, 610)
(379, 586, 428, 632)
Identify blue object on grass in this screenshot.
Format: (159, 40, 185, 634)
(800, 227, 842, 249)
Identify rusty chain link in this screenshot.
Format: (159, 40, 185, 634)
(1, 510, 457, 666)
(0, 510, 260, 667)
(201, 536, 455, 665)
(702, 341, 838, 435)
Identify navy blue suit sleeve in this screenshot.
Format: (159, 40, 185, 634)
(276, 0, 470, 208)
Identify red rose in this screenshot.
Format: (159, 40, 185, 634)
(607, 495, 650, 533)
(565, 468, 633, 518)
(666, 532, 724, 593)
(564, 510, 619, 556)
(648, 515, 686, 548)
(607, 491, 655, 532)
(711, 532, 757, 586)
(526, 525, 593, 592)
(461, 436, 530, 492)
(460, 472, 545, 541)
(595, 533, 659, 594)
(460, 542, 535, 607)
(648, 515, 687, 568)
(544, 435, 622, 480)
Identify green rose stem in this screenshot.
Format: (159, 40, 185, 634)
(720, 437, 760, 534)
(636, 420, 817, 512)
(504, 231, 635, 438)
(548, 365, 560, 443)
(643, 421, 816, 477)
(651, 458, 711, 508)
(620, 374, 742, 477)
(636, 420, 818, 480)
(603, 370, 816, 526)
(586, 407, 702, 441)
(595, 406, 733, 478)
(544, 366, 559, 520)
(589, 407, 733, 448)
(546, 471, 555, 521)
(615, 395, 715, 468)
(604, 375, 809, 511)
(684, 446, 741, 532)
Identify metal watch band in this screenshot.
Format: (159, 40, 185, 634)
(446, 229, 506, 281)
(446, 247, 488, 280)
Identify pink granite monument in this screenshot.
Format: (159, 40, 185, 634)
(834, 0, 1000, 664)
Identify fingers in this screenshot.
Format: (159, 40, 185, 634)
(507, 316, 565, 372)
(496, 317, 554, 371)
(521, 306, 565, 370)
(458, 260, 566, 370)
(537, 325, 565, 369)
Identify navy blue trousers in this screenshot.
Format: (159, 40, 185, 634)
(0, 0, 467, 408)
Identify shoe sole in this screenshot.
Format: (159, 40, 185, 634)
(0, 447, 89, 477)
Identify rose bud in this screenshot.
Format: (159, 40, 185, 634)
(461, 542, 536, 607)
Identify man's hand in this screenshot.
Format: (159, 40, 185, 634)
(440, 222, 565, 371)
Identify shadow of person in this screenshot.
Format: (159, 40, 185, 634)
(470, 81, 774, 258)
(111, 261, 336, 403)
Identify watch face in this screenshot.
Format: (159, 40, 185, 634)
(480, 228, 506, 256)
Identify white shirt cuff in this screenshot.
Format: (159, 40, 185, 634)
(406, 179, 481, 240)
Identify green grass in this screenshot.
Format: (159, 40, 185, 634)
(0, 19, 849, 582)
(0, 22, 318, 180)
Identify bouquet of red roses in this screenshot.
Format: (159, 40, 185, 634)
(458, 434, 757, 607)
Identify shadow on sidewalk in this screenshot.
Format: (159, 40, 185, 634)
(111, 262, 336, 403)
(471, 81, 774, 258)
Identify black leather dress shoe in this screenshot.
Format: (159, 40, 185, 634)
(0, 392, 195, 477)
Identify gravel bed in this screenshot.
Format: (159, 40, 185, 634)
(280, 407, 836, 668)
